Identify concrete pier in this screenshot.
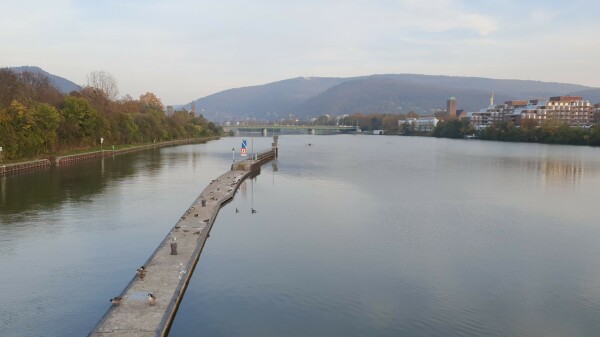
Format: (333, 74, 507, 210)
(89, 148, 276, 337)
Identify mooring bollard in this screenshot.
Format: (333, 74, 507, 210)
(201, 199, 206, 207)
(170, 242, 178, 255)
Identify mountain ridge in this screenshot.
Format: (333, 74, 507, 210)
(8, 66, 82, 94)
(183, 74, 598, 121)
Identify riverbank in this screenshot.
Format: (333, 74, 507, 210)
(0, 136, 220, 176)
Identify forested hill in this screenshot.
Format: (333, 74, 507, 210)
(183, 74, 597, 121)
(0, 68, 220, 161)
(8, 66, 82, 93)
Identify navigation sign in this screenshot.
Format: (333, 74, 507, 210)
(241, 139, 247, 157)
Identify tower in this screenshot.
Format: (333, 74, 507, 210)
(447, 97, 457, 119)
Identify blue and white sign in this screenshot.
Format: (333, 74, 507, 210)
(241, 140, 247, 156)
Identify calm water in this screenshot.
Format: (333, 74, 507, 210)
(2, 136, 600, 337)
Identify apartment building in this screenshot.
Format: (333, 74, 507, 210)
(470, 96, 595, 128)
(544, 96, 593, 126)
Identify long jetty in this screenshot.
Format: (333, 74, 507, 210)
(88, 142, 277, 337)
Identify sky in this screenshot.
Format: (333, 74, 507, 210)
(1, 0, 599, 105)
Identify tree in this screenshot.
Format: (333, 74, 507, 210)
(31, 103, 60, 152)
(59, 96, 104, 146)
(407, 111, 419, 119)
(0, 69, 24, 107)
(18, 71, 62, 105)
(139, 92, 164, 112)
(382, 115, 400, 132)
(432, 119, 467, 139)
(86, 70, 119, 100)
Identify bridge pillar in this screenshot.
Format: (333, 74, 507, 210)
(262, 128, 268, 136)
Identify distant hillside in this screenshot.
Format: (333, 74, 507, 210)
(182, 74, 600, 121)
(570, 88, 600, 104)
(184, 77, 348, 121)
(293, 76, 512, 116)
(9, 66, 81, 93)
(380, 74, 591, 98)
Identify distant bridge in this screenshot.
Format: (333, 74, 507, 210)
(223, 125, 360, 135)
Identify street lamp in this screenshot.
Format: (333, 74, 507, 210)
(251, 118, 254, 157)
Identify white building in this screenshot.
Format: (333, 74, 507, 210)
(399, 117, 439, 132)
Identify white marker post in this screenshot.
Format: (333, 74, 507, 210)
(0, 146, 3, 163)
(100, 137, 104, 151)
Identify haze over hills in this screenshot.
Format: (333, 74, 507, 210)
(182, 74, 598, 121)
(180, 77, 348, 121)
(5, 66, 598, 121)
(8, 66, 82, 93)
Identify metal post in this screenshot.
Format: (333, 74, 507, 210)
(232, 147, 235, 162)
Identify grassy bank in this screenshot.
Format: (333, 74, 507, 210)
(1, 136, 220, 166)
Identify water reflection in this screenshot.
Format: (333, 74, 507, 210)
(0, 148, 208, 220)
(170, 136, 600, 337)
(538, 159, 587, 186)
(3, 136, 600, 337)
(0, 140, 230, 337)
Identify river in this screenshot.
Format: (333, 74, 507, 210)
(2, 135, 600, 337)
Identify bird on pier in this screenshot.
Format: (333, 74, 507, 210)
(147, 293, 156, 306)
(110, 297, 123, 306)
(136, 266, 146, 280)
(251, 208, 257, 214)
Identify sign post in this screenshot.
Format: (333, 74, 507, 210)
(241, 140, 247, 157)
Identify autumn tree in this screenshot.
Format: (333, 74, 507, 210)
(382, 115, 401, 131)
(407, 111, 419, 119)
(86, 70, 119, 100)
(19, 71, 62, 105)
(31, 103, 61, 152)
(59, 96, 106, 146)
(116, 94, 141, 114)
(0, 69, 24, 107)
(139, 92, 164, 112)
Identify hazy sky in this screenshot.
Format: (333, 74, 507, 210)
(1, 0, 599, 105)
